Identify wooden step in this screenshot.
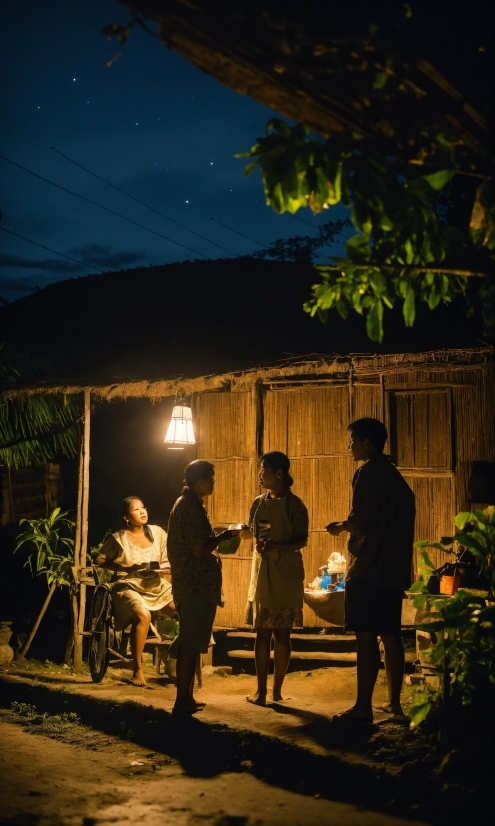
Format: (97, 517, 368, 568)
(225, 631, 357, 652)
(226, 632, 353, 642)
(227, 649, 356, 665)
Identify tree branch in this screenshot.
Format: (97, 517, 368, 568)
(330, 266, 489, 278)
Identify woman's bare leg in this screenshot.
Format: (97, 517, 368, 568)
(272, 628, 291, 701)
(130, 608, 151, 686)
(247, 628, 272, 705)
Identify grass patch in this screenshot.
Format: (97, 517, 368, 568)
(4, 701, 113, 749)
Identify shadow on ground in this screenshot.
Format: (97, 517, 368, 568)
(0, 677, 492, 826)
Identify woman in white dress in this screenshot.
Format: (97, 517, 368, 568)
(96, 496, 175, 686)
(241, 452, 308, 706)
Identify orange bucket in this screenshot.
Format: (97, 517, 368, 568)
(440, 575, 461, 596)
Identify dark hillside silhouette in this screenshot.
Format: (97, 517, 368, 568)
(0, 258, 485, 383)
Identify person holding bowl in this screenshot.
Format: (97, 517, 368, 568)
(95, 496, 175, 687)
(241, 451, 308, 706)
(167, 460, 239, 714)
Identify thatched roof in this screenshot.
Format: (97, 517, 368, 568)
(118, 0, 491, 170)
(4, 347, 494, 400)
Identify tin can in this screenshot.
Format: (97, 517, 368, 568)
(258, 520, 271, 540)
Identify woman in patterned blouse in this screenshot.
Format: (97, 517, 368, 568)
(167, 460, 239, 713)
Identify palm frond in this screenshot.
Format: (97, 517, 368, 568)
(0, 394, 79, 468)
(1, 344, 79, 468)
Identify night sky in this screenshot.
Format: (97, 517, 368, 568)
(0, 0, 348, 303)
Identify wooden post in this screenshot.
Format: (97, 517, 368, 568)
(73, 389, 91, 672)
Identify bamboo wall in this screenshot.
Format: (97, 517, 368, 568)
(196, 358, 495, 628)
(1, 462, 62, 526)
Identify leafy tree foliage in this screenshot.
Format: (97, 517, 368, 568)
(240, 121, 494, 341)
(111, 0, 493, 341)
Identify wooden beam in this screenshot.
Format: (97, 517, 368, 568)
(73, 389, 91, 672)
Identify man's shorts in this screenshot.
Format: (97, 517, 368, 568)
(177, 592, 217, 653)
(344, 574, 403, 634)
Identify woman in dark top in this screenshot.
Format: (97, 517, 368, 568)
(167, 460, 238, 714)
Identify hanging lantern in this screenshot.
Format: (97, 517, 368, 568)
(164, 402, 195, 449)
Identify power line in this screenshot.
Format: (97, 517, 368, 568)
(0, 154, 211, 261)
(51, 146, 239, 257)
(209, 217, 269, 248)
(0, 227, 106, 273)
(290, 213, 321, 231)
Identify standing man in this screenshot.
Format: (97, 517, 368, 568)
(327, 417, 415, 722)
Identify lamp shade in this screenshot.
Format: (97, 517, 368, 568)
(164, 404, 195, 447)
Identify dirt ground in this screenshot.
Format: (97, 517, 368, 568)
(0, 709, 425, 826)
(0, 660, 491, 826)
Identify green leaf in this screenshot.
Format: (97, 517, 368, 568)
(366, 299, 384, 342)
(346, 234, 371, 263)
(423, 169, 455, 190)
(243, 162, 258, 177)
(403, 287, 416, 326)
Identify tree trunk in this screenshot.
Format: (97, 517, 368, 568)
(18, 581, 57, 660)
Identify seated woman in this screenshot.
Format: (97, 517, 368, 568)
(95, 496, 175, 687)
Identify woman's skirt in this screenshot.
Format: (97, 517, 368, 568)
(248, 605, 303, 629)
(112, 580, 174, 631)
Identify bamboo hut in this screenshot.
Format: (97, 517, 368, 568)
(3, 346, 494, 650)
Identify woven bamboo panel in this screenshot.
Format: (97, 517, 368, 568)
(197, 390, 256, 459)
(453, 385, 479, 462)
(401, 474, 455, 573)
(288, 386, 350, 456)
(262, 388, 289, 454)
(206, 458, 257, 527)
(352, 383, 382, 422)
(263, 386, 352, 457)
(215, 556, 252, 627)
(309, 456, 355, 531)
(389, 390, 451, 469)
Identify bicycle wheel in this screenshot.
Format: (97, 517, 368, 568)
(88, 585, 112, 683)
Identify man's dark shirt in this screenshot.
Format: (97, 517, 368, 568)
(346, 455, 415, 591)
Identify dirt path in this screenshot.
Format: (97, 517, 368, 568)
(0, 715, 424, 826)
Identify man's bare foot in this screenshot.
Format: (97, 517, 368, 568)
(335, 706, 373, 724)
(131, 670, 147, 687)
(246, 691, 267, 706)
(172, 699, 198, 714)
(375, 701, 404, 715)
(272, 692, 290, 702)
(173, 698, 206, 714)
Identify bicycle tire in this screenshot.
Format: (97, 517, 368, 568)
(88, 585, 112, 683)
